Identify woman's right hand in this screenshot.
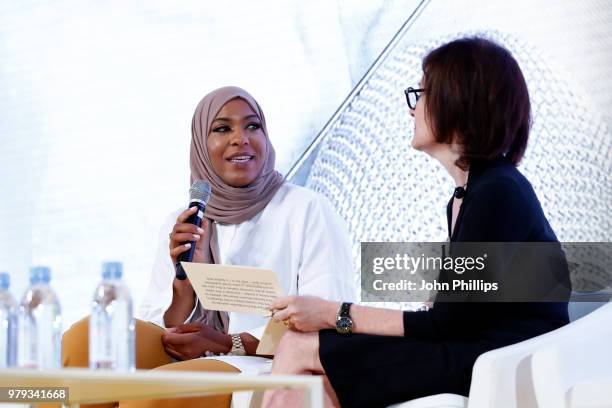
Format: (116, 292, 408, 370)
(169, 206, 210, 265)
(164, 207, 210, 327)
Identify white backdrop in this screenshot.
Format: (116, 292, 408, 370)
(0, 0, 421, 329)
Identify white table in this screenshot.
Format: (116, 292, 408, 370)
(0, 367, 323, 407)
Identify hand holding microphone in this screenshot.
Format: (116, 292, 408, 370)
(169, 209, 209, 267)
(169, 180, 212, 280)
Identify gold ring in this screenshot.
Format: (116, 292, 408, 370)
(283, 319, 289, 327)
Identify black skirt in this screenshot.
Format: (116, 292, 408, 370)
(318, 330, 502, 408)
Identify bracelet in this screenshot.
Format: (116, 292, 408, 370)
(228, 333, 246, 356)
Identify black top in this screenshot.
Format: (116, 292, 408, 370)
(403, 156, 569, 341)
(318, 156, 570, 407)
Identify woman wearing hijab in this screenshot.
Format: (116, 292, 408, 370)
(63, 86, 356, 408)
(140, 85, 355, 360)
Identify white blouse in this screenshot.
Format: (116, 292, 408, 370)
(138, 182, 357, 339)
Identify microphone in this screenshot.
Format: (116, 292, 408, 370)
(175, 180, 212, 280)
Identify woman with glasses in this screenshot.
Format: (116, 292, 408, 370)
(262, 37, 570, 408)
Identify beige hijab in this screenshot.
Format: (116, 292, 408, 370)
(188, 86, 284, 334)
(190, 86, 284, 224)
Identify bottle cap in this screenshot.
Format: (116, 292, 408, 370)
(30, 266, 51, 285)
(102, 262, 123, 280)
(0, 272, 9, 290)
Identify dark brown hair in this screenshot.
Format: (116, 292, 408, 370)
(422, 37, 531, 169)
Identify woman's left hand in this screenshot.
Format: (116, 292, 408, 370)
(161, 324, 231, 360)
(270, 296, 339, 332)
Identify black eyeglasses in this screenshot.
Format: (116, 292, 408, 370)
(404, 87, 425, 110)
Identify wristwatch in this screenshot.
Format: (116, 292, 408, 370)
(229, 333, 246, 356)
(335, 302, 353, 334)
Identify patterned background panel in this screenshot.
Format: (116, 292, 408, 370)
(297, 30, 612, 306)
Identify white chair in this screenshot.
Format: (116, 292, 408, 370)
(388, 393, 467, 408)
(564, 378, 612, 408)
(567, 291, 612, 322)
(390, 303, 612, 408)
(531, 303, 612, 407)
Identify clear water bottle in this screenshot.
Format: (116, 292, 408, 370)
(0, 272, 17, 368)
(89, 262, 135, 371)
(16, 266, 62, 369)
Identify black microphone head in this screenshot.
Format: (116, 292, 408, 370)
(189, 180, 212, 204)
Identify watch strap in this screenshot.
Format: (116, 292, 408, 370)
(338, 302, 353, 318)
(229, 333, 246, 356)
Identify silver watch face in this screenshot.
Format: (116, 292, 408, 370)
(336, 316, 353, 334)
